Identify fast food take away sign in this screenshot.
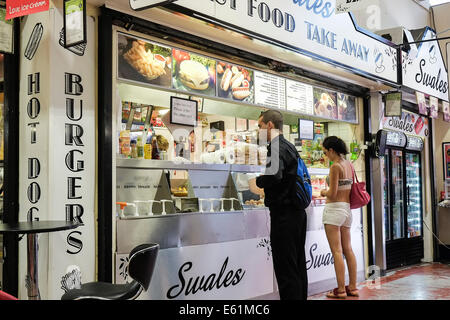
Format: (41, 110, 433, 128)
(5, 0, 49, 20)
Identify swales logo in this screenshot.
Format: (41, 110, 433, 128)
(166, 257, 246, 299)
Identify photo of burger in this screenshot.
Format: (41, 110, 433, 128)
(337, 93, 357, 122)
(313, 88, 337, 119)
(217, 61, 254, 103)
(118, 33, 172, 87)
(172, 50, 216, 96)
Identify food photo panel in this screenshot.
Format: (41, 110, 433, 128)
(313, 88, 338, 120)
(217, 61, 254, 103)
(337, 93, 357, 122)
(172, 49, 216, 96)
(117, 33, 172, 88)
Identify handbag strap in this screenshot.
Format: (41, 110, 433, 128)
(350, 162, 360, 184)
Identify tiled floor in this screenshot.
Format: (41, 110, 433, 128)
(309, 262, 450, 300)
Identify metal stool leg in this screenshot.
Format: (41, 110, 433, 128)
(26, 233, 40, 300)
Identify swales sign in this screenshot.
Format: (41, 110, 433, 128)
(402, 28, 449, 102)
(159, 0, 398, 83)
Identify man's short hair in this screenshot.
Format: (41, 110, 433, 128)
(259, 110, 283, 130)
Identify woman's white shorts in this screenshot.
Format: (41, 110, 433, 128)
(322, 202, 352, 228)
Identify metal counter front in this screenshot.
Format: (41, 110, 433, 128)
(115, 189, 365, 299)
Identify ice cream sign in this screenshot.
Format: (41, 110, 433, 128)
(173, 0, 398, 83)
(402, 27, 449, 102)
(5, 0, 49, 20)
(382, 110, 429, 138)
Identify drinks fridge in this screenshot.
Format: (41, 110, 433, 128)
(383, 131, 424, 269)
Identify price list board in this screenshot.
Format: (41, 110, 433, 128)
(254, 71, 286, 110)
(286, 80, 314, 115)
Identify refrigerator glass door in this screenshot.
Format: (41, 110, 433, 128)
(406, 153, 422, 238)
(383, 152, 390, 241)
(391, 149, 405, 240)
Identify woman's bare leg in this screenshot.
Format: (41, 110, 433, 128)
(341, 226, 357, 290)
(324, 224, 346, 292)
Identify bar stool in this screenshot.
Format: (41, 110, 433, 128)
(61, 243, 159, 300)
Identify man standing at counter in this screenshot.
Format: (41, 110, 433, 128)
(256, 110, 308, 300)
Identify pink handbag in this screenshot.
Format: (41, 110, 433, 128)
(349, 163, 370, 209)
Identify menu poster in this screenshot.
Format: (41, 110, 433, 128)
(254, 71, 286, 110)
(299, 119, 314, 140)
(286, 80, 314, 115)
(170, 96, 198, 127)
(416, 91, 428, 116)
(172, 49, 216, 97)
(117, 33, 172, 88)
(217, 61, 254, 103)
(313, 88, 337, 119)
(443, 101, 450, 122)
(338, 93, 357, 122)
(429, 96, 439, 119)
(0, 8, 14, 54)
(444, 143, 450, 180)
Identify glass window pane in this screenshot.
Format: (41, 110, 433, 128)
(391, 150, 404, 240)
(383, 153, 390, 241)
(406, 153, 422, 238)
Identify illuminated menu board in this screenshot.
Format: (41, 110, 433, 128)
(286, 80, 314, 115)
(254, 71, 286, 110)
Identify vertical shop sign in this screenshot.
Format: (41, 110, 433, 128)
(19, 10, 51, 300)
(19, 8, 95, 299)
(48, 8, 95, 298)
(5, 0, 50, 20)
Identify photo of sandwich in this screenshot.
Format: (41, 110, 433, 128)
(313, 88, 337, 119)
(172, 50, 216, 96)
(117, 33, 172, 87)
(24, 23, 43, 60)
(217, 61, 254, 103)
(337, 93, 357, 122)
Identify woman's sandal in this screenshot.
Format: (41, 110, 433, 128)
(326, 288, 347, 299)
(345, 286, 359, 297)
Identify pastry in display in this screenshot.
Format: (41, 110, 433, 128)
(123, 40, 166, 80)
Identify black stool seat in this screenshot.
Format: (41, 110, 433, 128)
(61, 243, 159, 300)
(61, 280, 142, 300)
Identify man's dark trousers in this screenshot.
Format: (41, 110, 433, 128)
(270, 206, 308, 300)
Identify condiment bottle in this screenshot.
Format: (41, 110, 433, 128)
(130, 139, 138, 158)
(137, 131, 144, 159)
(144, 130, 153, 159)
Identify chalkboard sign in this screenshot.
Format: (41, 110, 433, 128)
(170, 96, 198, 127)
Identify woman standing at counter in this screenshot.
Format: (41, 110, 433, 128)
(320, 136, 359, 299)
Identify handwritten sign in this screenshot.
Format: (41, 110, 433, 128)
(170, 96, 198, 127)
